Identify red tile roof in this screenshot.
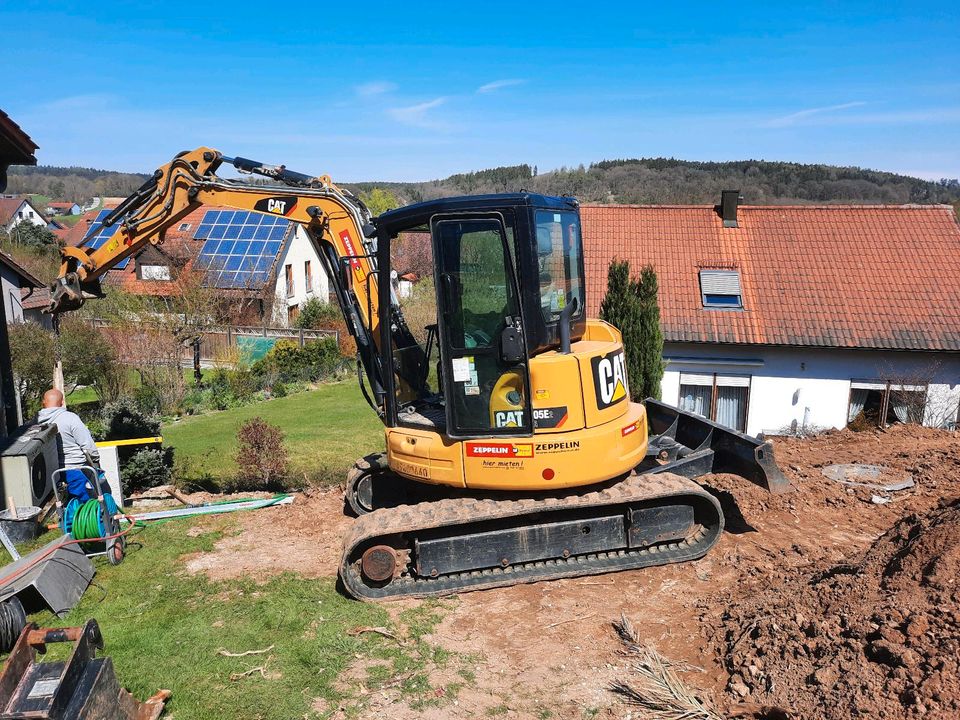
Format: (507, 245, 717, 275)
(20, 286, 50, 310)
(581, 204, 960, 352)
(0, 196, 25, 225)
(46, 202, 76, 209)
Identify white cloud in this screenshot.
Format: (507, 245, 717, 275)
(477, 79, 525, 94)
(355, 81, 397, 97)
(764, 101, 868, 128)
(387, 97, 447, 128)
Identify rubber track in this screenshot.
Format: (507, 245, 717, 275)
(340, 473, 723, 601)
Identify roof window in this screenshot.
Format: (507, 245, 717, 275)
(700, 269, 742, 309)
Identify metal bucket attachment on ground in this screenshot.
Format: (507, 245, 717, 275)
(642, 399, 790, 494)
(0, 536, 94, 617)
(0, 620, 169, 719)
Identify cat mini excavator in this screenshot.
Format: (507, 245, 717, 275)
(48, 147, 789, 601)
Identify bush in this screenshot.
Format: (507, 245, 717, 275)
(120, 447, 174, 494)
(252, 337, 345, 384)
(294, 298, 342, 329)
(293, 298, 355, 357)
(233, 417, 289, 491)
(100, 398, 161, 440)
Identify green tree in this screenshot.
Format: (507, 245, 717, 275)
(633, 264, 664, 400)
(599, 261, 643, 402)
(599, 261, 664, 401)
(7, 222, 60, 250)
(359, 187, 399, 216)
(8, 321, 55, 417)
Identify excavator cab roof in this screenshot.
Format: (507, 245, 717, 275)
(373, 192, 579, 236)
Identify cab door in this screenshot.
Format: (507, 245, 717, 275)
(431, 214, 532, 439)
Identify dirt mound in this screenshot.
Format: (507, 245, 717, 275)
(713, 498, 960, 720)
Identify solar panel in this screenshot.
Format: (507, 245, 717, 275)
(193, 210, 290, 289)
(81, 209, 129, 269)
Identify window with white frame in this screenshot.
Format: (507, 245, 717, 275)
(678, 372, 751, 432)
(140, 264, 171, 281)
(699, 269, 743, 309)
(848, 380, 926, 427)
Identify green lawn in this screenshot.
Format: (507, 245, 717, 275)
(30, 517, 462, 719)
(163, 381, 383, 486)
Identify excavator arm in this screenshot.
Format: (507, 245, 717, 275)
(48, 146, 422, 413)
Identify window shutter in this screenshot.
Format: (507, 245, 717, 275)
(680, 372, 714, 386)
(851, 380, 886, 390)
(715, 374, 751, 387)
(700, 270, 741, 294)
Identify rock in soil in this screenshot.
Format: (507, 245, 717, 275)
(712, 497, 960, 720)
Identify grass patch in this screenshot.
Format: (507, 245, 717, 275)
(25, 517, 445, 719)
(163, 380, 382, 486)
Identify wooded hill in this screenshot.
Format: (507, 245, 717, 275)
(348, 159, 960, 207)
(8, 158, 960, 209)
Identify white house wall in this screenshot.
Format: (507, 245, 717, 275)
(3, 199, 47, 234)
(661, 342, 960, 436)
(272, 225, 331, 325)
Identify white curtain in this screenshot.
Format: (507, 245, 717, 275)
(716, 386, 747, 431)
(680, 385, 712, 418)
(890, 394, 908, 423)
(848, 389, 868, 422)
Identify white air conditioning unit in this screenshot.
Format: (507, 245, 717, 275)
(0, 423, 60, 507)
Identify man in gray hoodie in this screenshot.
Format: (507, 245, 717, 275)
(37, 388, 100, 500)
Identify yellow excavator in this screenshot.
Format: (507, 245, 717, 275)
(48, 147, 788, 600)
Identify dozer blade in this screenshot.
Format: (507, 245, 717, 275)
(642, 398, 790, 494)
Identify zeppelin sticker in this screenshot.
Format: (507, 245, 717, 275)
(466, 443, 534, 459)
(621, 419, 642, 437)
(591, 349, 628, 410)
(339, 229, 362, 269)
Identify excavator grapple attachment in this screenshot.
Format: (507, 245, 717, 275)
(642, 399, 790, 494)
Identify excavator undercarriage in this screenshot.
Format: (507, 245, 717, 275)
(341, 472, 723, 600)
(340, 400, 788, 600)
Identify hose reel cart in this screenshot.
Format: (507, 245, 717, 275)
(51, 466, 125, 566)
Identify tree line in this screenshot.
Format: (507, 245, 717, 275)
(9, 157, 960, 210)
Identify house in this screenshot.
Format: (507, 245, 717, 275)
(0, 195, 48, 234)
(0, 249, 44, 324)
(581, 195, 960, 434)
(45, 201, 80, 216)
(83, 205, 331, 326)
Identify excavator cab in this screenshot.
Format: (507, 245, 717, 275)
(373, 194, 587, 442)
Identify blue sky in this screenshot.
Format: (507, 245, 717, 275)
(3, 1, 958, 181)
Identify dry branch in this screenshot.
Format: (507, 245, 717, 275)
(609, 615, 722, 720)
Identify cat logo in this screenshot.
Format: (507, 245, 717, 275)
(590, 349, 628, 410)
(253, 196, 298, 216)
(494, 410, 524, 428)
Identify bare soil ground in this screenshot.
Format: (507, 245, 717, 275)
(181, 424, 960, 719)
